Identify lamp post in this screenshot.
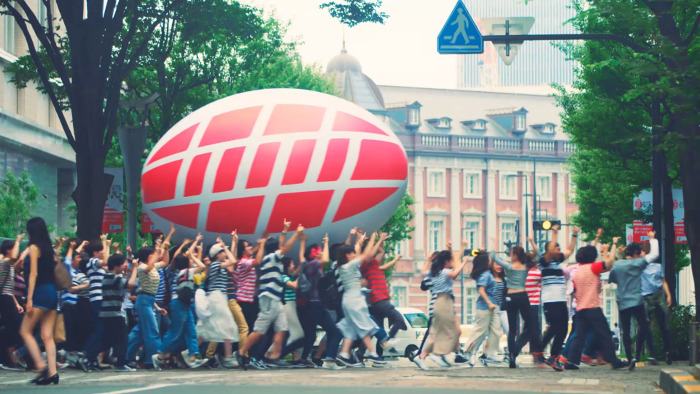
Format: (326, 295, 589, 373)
(507, 173, 530, 251)
(118, 92, 159, 250)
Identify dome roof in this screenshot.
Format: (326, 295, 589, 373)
(326, 48, 362, 74)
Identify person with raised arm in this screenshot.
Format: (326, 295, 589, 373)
(608, 231, 659, 371)
(238, 224, 304, 369)
(80, 234, 110, 372)
(561, 241, 628, 371)
(491, 240, 542, 368)
(187, 237, 239, 370)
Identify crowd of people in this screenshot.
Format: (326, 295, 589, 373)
(0, 217, 673, 386)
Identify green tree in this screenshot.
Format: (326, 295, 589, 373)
(320, 0, 389, 27)
(0, 172, 39, 238)
(379, 193, 415, 279)
(556, 0, 699, 307)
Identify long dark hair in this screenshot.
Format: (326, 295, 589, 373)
(26, 217, 53, 257)
(470, 253, 490, 280)
(430, 250, 452, 277)
(335, 244, 355, 266)
(511, 245, 531, 267)
(237, 239, 249, 259)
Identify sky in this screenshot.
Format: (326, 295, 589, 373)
(242, 0, 465, 89)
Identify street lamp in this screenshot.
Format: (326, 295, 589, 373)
(507, 173, 531, 251)
(118, 92, 159, 250)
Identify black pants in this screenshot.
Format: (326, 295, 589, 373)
(96, 316, 128, 367)
(619, 304, 652, 360)
(506, 292, 541, 359)
(644, 291, 671, 353)
(568, 308, 619, 366)
(541, 302, 568, 357)
(369, 299, 407, 339)
(0, 295, 22, 364)
(296, 301, 341, 360)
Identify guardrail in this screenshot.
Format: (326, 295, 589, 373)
(399, 133, 573, 158)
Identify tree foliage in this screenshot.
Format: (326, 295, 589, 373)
(380, 193, 415, 260)
(0, 172, 39, 238)
(320, 0, 389, 27)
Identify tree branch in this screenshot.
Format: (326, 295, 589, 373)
(683, 13, 700, 46)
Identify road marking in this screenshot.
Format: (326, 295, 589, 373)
(557, 378, 599, 386)
(96, 383, 177, 394)
(80, 374, 151, 382)
(0, 375, 75, 385)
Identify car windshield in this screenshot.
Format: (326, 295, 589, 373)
(404, 313, 429, 328)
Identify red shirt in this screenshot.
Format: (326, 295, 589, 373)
(525, 268, 542, 306)
(360, 259, 390, 304)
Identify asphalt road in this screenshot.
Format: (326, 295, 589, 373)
(0, 358, 668, 393)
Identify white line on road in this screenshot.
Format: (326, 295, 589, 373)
(96, 383, 177, 394)
(79, 373, 151, 382)
(0, 375, 75, 385)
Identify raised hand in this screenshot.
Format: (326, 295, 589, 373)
(296, 224, 305, 233)
(648, 231, 656, 239)
(283, 219, 291, 231)
(612, 236, 620, 244)
(322, 233, 329, 245)
(573, 226, 580, 235)
(597, 228, 604, 237)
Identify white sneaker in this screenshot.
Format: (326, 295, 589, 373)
(429, 354, 451, 367)
(413, 356, 429, 371)
(383, 338, 400, 353)
(321, 360, 344, 370)
(222, 356, 239, 368)
(151, 354, 163, 371)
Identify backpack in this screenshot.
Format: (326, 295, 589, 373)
(175, 269, 195, 306)
(296, 262, 315, 300)
(318, 268, 341, 311)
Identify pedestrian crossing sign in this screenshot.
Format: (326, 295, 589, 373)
(437, 0, 484, 54)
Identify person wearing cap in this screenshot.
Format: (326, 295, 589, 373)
(188, 238, 240, 370)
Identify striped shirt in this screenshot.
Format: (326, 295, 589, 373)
(60, 258, 78, 305)
(172, 269, 194, 300)
(425, 269, 453, 295)
(572, 261, 604, 311)
(155, 268, 166, 303)
(258, 251, 284, 301)
(234, 258, 257, 303)
(136, 265, 160, 296)
(282, 274, 296, 302)
(99, 272, 126, 318)
(0, 259, 15, 296)
(207, 261, 229, 294)
(493, 280, 505, 307)
(227, 270, 237, 300)
(72, 272, 90, 299)
(525, 268, 542, 306)
(13, 272, 26, 301)
(360, 259, 390, 304)
(539, 255, 567, 303)
(87, 258, 106, 302)
(422, 276, 438, 318)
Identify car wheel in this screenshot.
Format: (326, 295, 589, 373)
(405, 345, 419, 361)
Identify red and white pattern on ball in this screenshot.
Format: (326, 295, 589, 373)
(141, 89, 408, 240)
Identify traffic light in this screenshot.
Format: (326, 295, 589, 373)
(533, 220, 561, 231)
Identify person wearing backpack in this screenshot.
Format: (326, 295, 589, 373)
(292, 234, 343, 370)
(152, 251, 207, 369)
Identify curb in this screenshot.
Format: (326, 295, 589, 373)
(660, 368, 700, 394)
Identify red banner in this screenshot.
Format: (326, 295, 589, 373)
(675, 222, 687, 244)
(141, 213, 157, 233)
(632, 221, 653, 243)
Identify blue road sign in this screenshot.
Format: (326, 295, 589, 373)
(437, 0, 483, 54)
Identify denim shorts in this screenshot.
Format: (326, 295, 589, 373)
(33, 283, 58, 311)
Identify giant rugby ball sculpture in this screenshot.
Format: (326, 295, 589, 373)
(141, 89, 408, 245)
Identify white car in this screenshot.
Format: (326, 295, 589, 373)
(378, 307, 429, 359)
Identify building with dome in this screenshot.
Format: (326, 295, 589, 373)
(326, 46, 624, 325)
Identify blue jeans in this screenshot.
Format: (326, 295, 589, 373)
(127, 294, 161, 365)
(84, 301, 105, 361)
(160, 299, 198, 355)
(298, 301, 342, 360)
(562, 313, 597, 358)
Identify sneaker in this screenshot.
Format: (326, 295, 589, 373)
(508, 354, 517, 369)
(581, 354, 597, 366)
(483, 356, 503, 364)
(151, 354, 164, 371)
(383, 338, 400, 353)
(628, 358, 637, 372)
(266, 358, 291, 368)
(56, 362, 69, 370)
(532, 352, 547, 368)
(647, 357, 659, 366)
(564, 362, 580, 370)
(249, 358, 269, 370)
(114, 365, 136, 372)
(336, 355, 363, 367)
(11, 350, 27, 370)
(548, 356, 565, 372)
(612, 359, 629, 370)
(453, 354, 473, 367)
(366, 355, 388, 368)
(429, 354, 450, 367)
(0, 363, 23, 371)
(322, 359, 345, 370)
(351, 349, 364, 363)
(237, 354, 249, 371)
(204, 357, 220, 369)
(77, 357, 91, 373)
(300, 359, 318, 368)
(222, 356, 238, 369)
(413, 356, 429, 371)
(311, 358, 324, 367)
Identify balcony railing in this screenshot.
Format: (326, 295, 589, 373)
(399, 133, 573, 158)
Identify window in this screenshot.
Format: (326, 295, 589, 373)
(477, 120, 486, 130)
(499, 173, 517, 200)
(409, 108, 419, 125)
(501, 221, 516, 246)
(404, 313, 429, 328)
(463, 171, 481, 198)
(515, 114, 526, 131)
(394, 239, 409, 258)
(38, 0, 48, 28)
(545, 124, 556, 133)
(427, 169, 446, 197)
(438, 118, 450, 128)
(465, 286, 477, 324)
(428, 220, 444, 253)
(462, 221, 480, 250)
(391, 285, 408, 308)
(537, 175, 552, 201)
(4, 3, 15, 54)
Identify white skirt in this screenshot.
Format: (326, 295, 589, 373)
(196, 290, 239, 342)
(285, 301, 304, 343)
(336, 291, 379, 341)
